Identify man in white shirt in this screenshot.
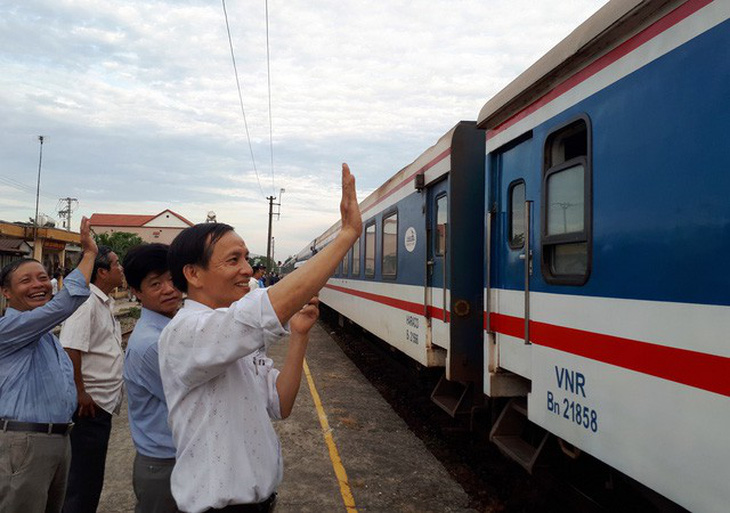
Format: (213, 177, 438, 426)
(60, 245, 125, 513)
(160, 164, 361, 513)
(248, 265, 264, 291)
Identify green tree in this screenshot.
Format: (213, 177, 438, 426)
(93, 231, 144, 261)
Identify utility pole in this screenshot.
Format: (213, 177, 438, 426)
(58, 197, 78, 231)
(265, 188, 285, 269)
(266, 196, 275, 268)
(33, 135, 45, 260)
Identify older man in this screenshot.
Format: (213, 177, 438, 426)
(60, 245, 126, 513)
(0, 218, 97, 513)
(160, 164, 361, 512)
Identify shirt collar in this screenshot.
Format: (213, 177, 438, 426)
(139, 306, 174, 328)
(4, 307, 21, 318)
(90, 283, 111, 304)
(181, 298, 220, 312)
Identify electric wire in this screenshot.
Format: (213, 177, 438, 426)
(221, 0, 266, 199)
(0, 175, 57, 200)
(265, 0, 276, 195)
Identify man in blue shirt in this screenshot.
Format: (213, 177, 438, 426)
(123, 243, 183, 513)
(0, 218, 97, 513)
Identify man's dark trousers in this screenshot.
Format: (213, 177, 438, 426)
(62, 408, 113, 513)
(133, 452, 179, 513)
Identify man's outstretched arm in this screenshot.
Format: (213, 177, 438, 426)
(267, 163, 362, 325)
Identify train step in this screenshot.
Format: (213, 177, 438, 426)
(490, 397, 549, 473)
(430, 375, 472, 417)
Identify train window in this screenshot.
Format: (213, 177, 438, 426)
(364, 221, 376, 277)
(508, 180, 525, 248)
(342, 249, 350, 276)
(435, 194, 447, 255)
(382, 211, 397, 278)
(352, 236, 360, 276)
(541, 117, 592, 285)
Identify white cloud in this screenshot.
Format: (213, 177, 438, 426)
(0, 0, 608, 259)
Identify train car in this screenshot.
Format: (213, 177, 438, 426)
(315, 122, 486, 405)
(302, 0, 728, 510)
(479, 0, 730, 511)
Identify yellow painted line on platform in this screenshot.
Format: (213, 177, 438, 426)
(303, 358, 358, 513)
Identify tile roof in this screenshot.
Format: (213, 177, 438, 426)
(0, 238, 30, 254)
(89, 214, 155, 227)
(89, 210, 194, 227)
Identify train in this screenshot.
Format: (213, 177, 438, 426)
(294, 1, 729, 511)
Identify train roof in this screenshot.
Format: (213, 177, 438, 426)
(477, 0, 682, 130)
(311, 122, 471, 250)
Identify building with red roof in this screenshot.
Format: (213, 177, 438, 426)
(89, 209, 195, 245)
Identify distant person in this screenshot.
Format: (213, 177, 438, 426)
(51, 269, 62, 295)
(60, 245, 125, 513)
(258, 266, 267, 288)
(159, 163, 362, 512)
(123, 243, 183, 513)
(249, 265, 264, 291)
(0, 218, 97, 513)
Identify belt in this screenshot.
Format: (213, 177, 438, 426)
(206, 493, 278, 512)
(1, 418, 74, 435)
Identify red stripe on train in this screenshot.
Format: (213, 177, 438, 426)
(323, 284, 729, 397)
(489, 312, 730, 397)
(487, 0, 714, 138)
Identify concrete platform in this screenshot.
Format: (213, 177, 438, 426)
(99, 321, 475, 512)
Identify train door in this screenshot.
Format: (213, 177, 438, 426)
(491, 141, 534, 379)
(426, 177, 449, 351)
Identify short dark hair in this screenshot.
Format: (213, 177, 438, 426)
(123, 243, 170, 291)
(0, 258, 40, 289)
(252, 265, 262, 272)
(91, 246, 114, 284)
(168, 223, 234, 293)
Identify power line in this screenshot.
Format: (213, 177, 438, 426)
(0, 174, 57, 200)
(265, 0, 275, 195)
(221, 0, 266, 199)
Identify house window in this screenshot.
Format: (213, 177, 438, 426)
(542, 117, 592, 285)
(364, 222, 376, 277)
(382, 211, 397, 278)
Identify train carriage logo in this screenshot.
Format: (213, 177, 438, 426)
(404, 227, 417, 252)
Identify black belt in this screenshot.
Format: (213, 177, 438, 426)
(205, 493, 277, 512)
(1, 418, 74, 435)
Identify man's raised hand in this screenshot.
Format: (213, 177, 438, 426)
(339, 163, 362, 242)
(79, 216, 98, 256)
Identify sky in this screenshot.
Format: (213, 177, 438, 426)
(0, 0, 608, 261)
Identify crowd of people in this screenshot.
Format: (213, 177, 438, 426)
(0, 164, 362, 513)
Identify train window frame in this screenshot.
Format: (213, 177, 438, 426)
(508, 179, 526, 249)
(364, 220, 376, 278)
(540, 115, 592, 286)
(351, 234, 361, 277)
(435, 193, 448, 257)
(342, 247, 350, 276)
(381, 209, 398, 279)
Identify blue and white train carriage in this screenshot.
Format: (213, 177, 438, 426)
(306, 0, 729, 511)
(480, 0, 728, 511)
(316, 121, 486, 387)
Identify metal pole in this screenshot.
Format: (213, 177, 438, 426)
(34, 136, 44, 233)
(33, 136, 44, 260)
(266, 195, 275, 267)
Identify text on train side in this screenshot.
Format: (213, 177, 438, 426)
(547, 366, 598, 433)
